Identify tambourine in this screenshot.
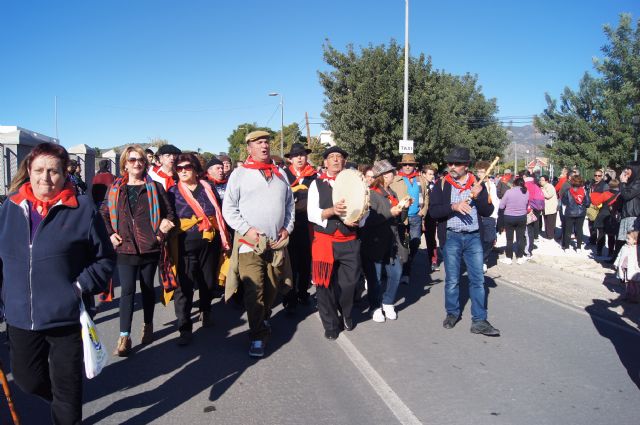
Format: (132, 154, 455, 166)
(332, 169, 370, 223)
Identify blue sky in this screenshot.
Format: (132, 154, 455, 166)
(1, 0, 638, 154)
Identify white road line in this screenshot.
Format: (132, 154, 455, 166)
(316, 313, 423, 425)
(496, 277, 640, 337)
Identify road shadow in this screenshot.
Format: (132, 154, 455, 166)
(82, 296, 314, 424)
(585, 296, 640, 390)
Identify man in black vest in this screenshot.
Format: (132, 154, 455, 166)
(283, 143, 318, 313)
(307, 146, 367, 339)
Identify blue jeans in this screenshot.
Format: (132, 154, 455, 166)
(443, 230, 487, 321)
(363, 257, 403, 309)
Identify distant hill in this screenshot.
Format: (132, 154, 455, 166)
(503, 125, 550, 160)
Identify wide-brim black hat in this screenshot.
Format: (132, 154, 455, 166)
(285, 142, 312, 158)
(444, 146, 472, 163)
(322, 145, 349, 159)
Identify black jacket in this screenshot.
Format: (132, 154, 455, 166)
(360, 188, 407, 262)
(429, 176, 494, 244)
(561, 186, 591, 218)
(620, 173, 640, 219)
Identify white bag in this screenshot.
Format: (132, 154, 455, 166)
(80, 300, 108, 379)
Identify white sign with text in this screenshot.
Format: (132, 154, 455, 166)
(399, 139, 414, 153)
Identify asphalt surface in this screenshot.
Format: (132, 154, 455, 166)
(1, 249, 639, 424)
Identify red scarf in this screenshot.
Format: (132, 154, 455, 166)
(152, 166, 176, 189)
(177, 180, 230, 250)
(569, 187, 586, 205)
(500, 173, 513, 183)
(398, 170, 419, 180)
(209, 177, 228, 186)
(311, 230, 356, 288)
(319, 172, 336, 182)
(372, 186, 399, 207)
(242, 155, 282, 179)
(17, 182, 77, 217)
(445, 173, 476, 193)
(288, 163, 317, 187)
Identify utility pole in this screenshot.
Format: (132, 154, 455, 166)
(305, 112, 312, 148)
(402, 0, 410, 142)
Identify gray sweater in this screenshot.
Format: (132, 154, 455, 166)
(222, 166, 295, 240)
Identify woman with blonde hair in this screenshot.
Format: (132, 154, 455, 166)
(100, 145, 176, 356)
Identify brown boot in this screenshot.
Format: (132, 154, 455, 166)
(114, 335, 132, 357)
(141, 323, 154, 345)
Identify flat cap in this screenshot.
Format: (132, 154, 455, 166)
(206, 157, 223, 169)
(245, 130, 271, 143)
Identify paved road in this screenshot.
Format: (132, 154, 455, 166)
(2, 249, 639, 424)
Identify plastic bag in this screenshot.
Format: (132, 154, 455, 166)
(80, 299, 108, 379)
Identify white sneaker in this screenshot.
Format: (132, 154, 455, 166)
(372, 308, 385, 323)
(516, 257, 527, 265)
(499, 258, 513, 265)
(483, 263, 488, 273)
(382, 304, 397, 320)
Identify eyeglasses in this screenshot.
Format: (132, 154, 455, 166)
(127, 157, 145, 164)
(176, 164, 194, 172)
(594, 174, 603, 177)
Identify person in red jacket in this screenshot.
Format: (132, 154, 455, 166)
(92, 159, 115, 207)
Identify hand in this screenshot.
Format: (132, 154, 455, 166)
(159, 218, 175, 234)
(244, 227, 261, 243)
(620, 170, 629, 183)
(470, 184, 482, 198)
(391, 205, 403, 217)
(110, 233, 123, 247)
(344, 220, 358, 227)
(451, 201, 472, 215)
(273, 227, 289, 246)
(333, 199, 347, 216)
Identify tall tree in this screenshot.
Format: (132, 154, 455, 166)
(226, 123, 275, 163)
(318, 40, 507, 165)
(535, 14, 640, 169)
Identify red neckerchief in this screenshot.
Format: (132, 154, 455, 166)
(569, 187, 586, 205)
(372, 186, 399, 207)
(243, 155, 282, 179)
(16, 182, 78, 217)
(209, 176, 227, 186)
(288, 163, 316, 187)
(445, 173, 476, 193)
(319, 172, 336, 182)
(500, 173, 513, 183)
(398, 170, 420, 180)
(153, 165, 176, 189)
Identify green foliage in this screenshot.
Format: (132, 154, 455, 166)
(535, 13, 640, 169)
(318, 40, 508, 166)
(226, 123, 275, 163)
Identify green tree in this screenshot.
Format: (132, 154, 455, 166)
(226, 123, 275, 163)
(535, 14, 640, 169)
(318, 40, 507, 165)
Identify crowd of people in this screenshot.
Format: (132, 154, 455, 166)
(1, 133, 640, 423)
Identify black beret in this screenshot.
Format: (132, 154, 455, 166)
(157, 144, 182, 155)
(206, 157, 223, 169)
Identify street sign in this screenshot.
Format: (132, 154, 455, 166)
(399, 139, 414, 153)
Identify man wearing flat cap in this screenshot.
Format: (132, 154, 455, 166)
(206, 157, 228, 202)
(429, 146, 500, 337)
(282, 142, 317, 312)
(390, 153, 428, 284)
(149, 144, 182, 190)
(307, 145, 368, 340)
(222, 130, 295, 357)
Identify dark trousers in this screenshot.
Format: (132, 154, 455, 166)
(8, 324, 83, 425)
(479, 216, 497, 264)
(424, 215, 438, 265)
(563, 216, 586, 249)
(543, 213, 557, 239)
(596, 227, 616, 256)
(118, 261, 158, 333)
(238, 251, 278, 340)
(504, 214, 526, 259)
(284, 220, 312, 306)
(316, 239, 360, 333)
(401, 215, 422, 276)
(588, 219, 597, 245)
(174, 238, 220, 333)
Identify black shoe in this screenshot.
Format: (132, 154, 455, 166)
(442, 314, 459, 329)
(298, 292, 311, 306)
(199, 311, 214, 328)
(343, 317, 354, 331)
(470, 320, 500, 336)
(177, 330, 193, 346)
(324, 329, 339, 340)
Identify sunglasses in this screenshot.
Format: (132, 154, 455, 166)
(127, 157, 145, 164)
(176, 164, 194, 172)
(447, 162, 467, 166)
(594, 174, 603, 177)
